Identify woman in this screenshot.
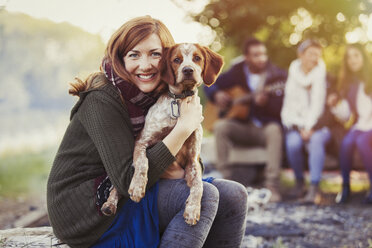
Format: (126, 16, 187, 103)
(328, 43, 372, 204)
(47, 16, 248, 248)
(281, 39, 331, 204)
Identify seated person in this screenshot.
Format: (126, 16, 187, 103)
(328, 43, 372, 204)
(203, 37, 287, 202)
(281, 39, 331, 204)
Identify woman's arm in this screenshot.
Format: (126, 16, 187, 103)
(78, 91, 176, 197)
(304, 72, 327, 130)
(163, 94, 203, 156)
(330, 99, 351, 122)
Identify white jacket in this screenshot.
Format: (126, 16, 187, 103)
(281, 59, 327, 131)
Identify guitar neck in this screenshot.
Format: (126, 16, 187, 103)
(233, 82, 285, 104)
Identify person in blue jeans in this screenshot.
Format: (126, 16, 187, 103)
(328, 43, 372, 204)
(47, 16, 248, 248)
(281, 39, 331, 204)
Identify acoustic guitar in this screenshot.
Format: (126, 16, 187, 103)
(203, 81, 285, 131)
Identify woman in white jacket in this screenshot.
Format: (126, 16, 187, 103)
(281, 39, 331, 204)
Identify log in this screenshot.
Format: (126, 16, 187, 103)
(0, 227, 70, 247)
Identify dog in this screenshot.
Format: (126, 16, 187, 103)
(101, 43, 224, 225)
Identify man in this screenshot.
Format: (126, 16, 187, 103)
(203, 38, 287, 202)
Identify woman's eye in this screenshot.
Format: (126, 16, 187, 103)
(173, 58, 181, 64)
(152, 52, 162, 57)
(194, 55, 201, 62)
(128, 53, 139, 58)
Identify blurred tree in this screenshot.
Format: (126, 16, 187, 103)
(0, 10, 105, 112)
(174, 0, 372, 72)
(0, 11, 106, 149)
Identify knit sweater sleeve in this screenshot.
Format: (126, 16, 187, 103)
(77, 90, 175, 197)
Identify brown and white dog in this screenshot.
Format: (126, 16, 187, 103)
(101, 43, 224, 225)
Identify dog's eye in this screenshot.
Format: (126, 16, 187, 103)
(194, 55, 201, 62)
(173, 58, 181, 64)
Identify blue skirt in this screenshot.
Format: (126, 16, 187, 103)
(91, 177, 214, 248)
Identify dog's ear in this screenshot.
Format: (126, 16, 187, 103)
(200, 46, 224, 87)
(161, 46, 176, 85)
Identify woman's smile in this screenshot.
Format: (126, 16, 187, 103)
(124, 33, 163, 93)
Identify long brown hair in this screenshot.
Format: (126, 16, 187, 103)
(338, 43, 372, 95)
(69, 15, 175, 96)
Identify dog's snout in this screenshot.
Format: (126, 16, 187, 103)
(182, 67, 194, 76)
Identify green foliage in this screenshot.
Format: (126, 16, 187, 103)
(177, 0, 372, 69)
(368, 238, 372, 248)
(273, 237, 288, 248)
(0, 150, 55, 197)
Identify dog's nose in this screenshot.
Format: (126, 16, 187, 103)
(182, 67, 194, 76)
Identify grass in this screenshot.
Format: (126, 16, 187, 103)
(273, 237, 288, 248)
(368, 239, 372, 248)
(0, 149, 55, 197)
(280, 169, 370, 194)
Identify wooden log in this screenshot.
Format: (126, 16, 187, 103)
(0, 227, 70, 247)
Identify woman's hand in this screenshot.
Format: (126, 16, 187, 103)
(160, 161, 185, 179)
(163, 94, 203, 156)
(300, 128, 313, 142)
(327, 93, 339, 107)
(175, 94, 204, 137)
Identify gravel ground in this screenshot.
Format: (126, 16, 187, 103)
(1, 184, 371, 248)
(0, 195, 46, 230)
(241, 189, 372, 248)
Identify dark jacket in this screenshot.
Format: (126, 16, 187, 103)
(203, 60, 287, 124)
(47, 74, 176, 247)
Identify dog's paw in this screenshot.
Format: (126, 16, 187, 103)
(101, 202, 117, 216)
(183, 202, 201, 225)
(128, 173, 148, 202)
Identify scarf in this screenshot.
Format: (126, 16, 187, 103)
(102, 57, 160, 137)
(290, 58, 326, 88)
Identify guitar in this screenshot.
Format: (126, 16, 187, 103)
(203, 81, 285, 131)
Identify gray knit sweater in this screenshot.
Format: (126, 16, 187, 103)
(47, 74, 176, 247)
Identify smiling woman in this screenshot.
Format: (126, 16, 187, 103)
(47, 15, 248, 248)
(123, 34, 163, 93)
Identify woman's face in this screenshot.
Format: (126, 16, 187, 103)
(299, 46, 322, 74)
(124, 33, 163, 93)
(346, 47, 364, 73)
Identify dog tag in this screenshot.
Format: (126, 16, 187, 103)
(170, 100, 180, 119)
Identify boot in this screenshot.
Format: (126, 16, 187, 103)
(288, 180, 306, 199)
(300, 184, 320, 204)
(265, 181, 282, 203)
(335, 184, 350, 204)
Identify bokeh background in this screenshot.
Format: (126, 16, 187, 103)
(0, 0, 372, 228)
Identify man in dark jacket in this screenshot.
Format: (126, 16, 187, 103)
(204, 38, 287, 202)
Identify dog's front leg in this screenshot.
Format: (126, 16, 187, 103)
(128, 139, 149, 203)
(183, 125, 203, 225)
(101, 187, 119, 216)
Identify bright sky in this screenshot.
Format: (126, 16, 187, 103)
(4, 0, 213, 44)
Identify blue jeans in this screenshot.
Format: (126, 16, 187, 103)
(157, 178, 248, 248)
(285, 127, 331, 184)
(340, 129, 372, 185)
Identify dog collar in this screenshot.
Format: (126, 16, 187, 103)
(168, 90, 195, 119)
(168, 90, 195, 100)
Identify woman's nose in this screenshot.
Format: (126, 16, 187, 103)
(139, 56, 153, 71)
